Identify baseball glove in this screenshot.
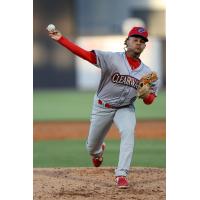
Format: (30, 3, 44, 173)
(137, 72, 158, 99)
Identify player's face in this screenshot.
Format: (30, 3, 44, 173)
(126, 36, 146, 55)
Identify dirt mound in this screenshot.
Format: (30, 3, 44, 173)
(33, 167, 165, 200)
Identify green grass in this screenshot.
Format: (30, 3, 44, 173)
(33, 89, 165, 121)
(33, 90, 94, 121)
(33, 139, 166, 168)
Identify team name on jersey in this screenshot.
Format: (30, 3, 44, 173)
(111, 73, 139, 89)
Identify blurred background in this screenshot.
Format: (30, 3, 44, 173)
(34, 0, 165, 90)
(33, 0, 166, 168)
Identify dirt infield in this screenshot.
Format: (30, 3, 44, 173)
(33, 167, 165, 200)
(33, 120, 165, 141)
(34, 121, 165, 199)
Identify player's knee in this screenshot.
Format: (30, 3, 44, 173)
(120, 128, 134, 138)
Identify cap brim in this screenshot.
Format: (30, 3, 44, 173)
(129, 34, 148, 42)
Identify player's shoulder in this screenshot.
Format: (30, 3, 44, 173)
(94, 50, 122, 55)
(141, 62, 152, 73)
(94, 50, 123, 58)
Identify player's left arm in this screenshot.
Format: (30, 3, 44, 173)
(142, 79, 159, 105)
(143, 93, 156, 105)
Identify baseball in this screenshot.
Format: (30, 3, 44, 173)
(47, 24, 56, 32)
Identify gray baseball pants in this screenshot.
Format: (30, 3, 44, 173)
(86, 95, 136, 177)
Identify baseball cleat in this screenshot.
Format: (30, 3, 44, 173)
(92, 143, 106, 167)
(116, 176, 129, 189)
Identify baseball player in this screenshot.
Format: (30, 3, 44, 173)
(47, 26, 159, 189)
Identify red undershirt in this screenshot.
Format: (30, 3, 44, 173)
(58, 36, 156, 104)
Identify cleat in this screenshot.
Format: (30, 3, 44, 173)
(92, 143, 106, 167)
(116, 176, 129, 189)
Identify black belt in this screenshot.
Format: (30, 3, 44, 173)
(110, 104, 131, 109)
(98, 99, 131, 109)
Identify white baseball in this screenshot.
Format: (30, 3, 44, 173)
(47, 24, 56, 32)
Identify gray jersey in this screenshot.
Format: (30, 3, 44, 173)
(93, 50, 159, 107)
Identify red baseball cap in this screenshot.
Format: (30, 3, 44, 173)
(128, 27, 148, 42)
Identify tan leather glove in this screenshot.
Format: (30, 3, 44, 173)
(137, 72, 158, 99)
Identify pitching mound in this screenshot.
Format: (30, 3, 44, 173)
(33, 167, 165, 200)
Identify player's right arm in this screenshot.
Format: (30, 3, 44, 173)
(48, 29, 97, 64)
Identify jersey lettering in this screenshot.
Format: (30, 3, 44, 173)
(111, 73, 140, 89)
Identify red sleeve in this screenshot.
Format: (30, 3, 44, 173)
(57, 36, 97, 64)
(143, 93, 156, 105)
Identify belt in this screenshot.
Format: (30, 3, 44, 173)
(98, 99, 131, 109)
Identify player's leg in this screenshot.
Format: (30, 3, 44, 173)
(113, 106, 136, 177)
(86, 96, 116, 157)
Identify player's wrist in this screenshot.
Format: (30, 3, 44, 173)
(57, 35, 64, 42)
(143, 93, 156, 104)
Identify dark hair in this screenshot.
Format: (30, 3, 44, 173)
(124, 37, 129, 51)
